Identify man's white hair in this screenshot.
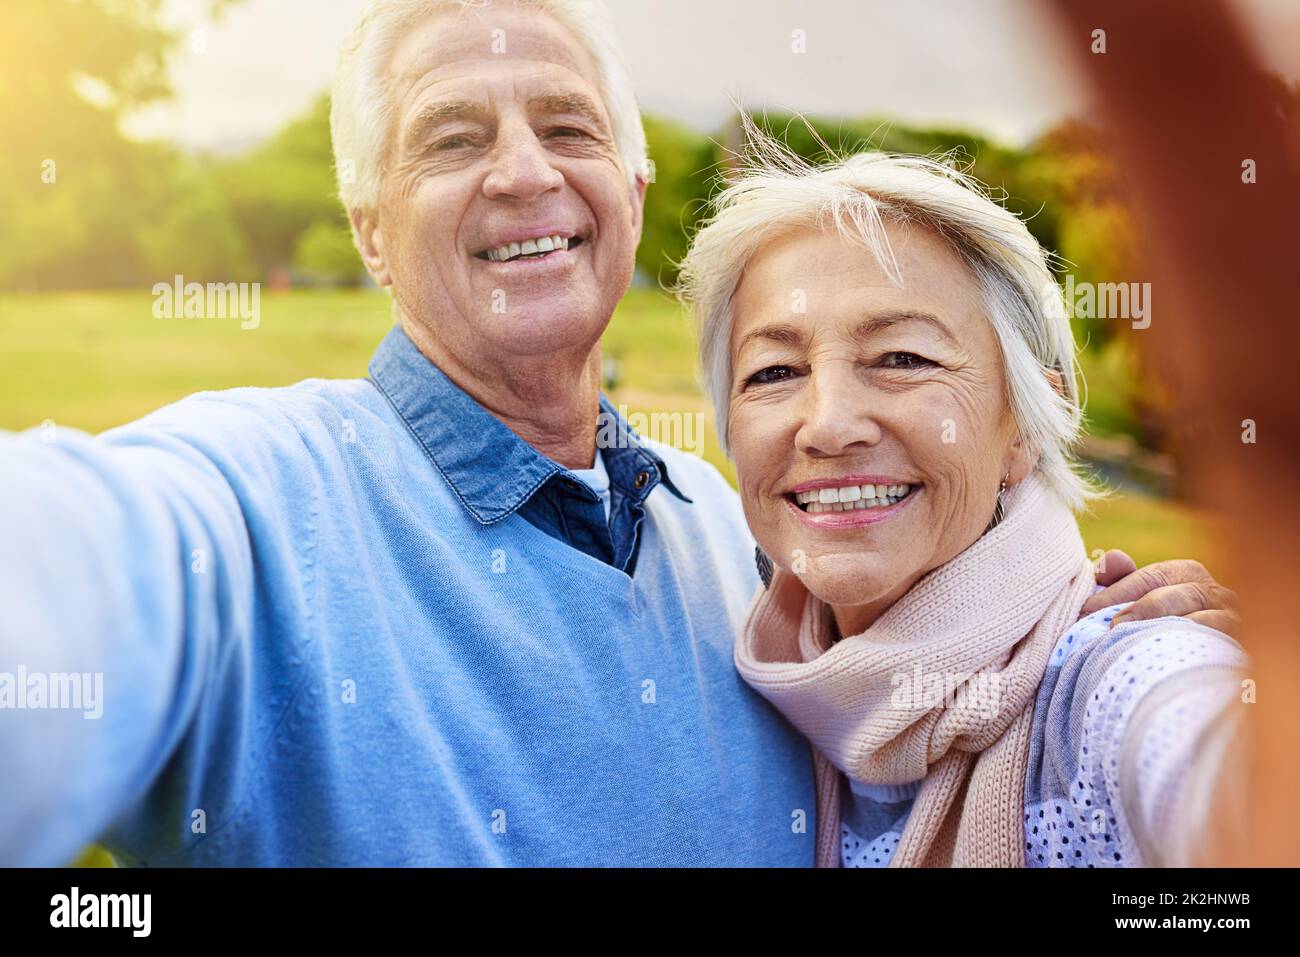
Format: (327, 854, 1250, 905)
(331, 0, 648, 214)
(676, 119, 1097, 511)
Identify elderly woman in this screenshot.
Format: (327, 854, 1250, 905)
(677, 129, 1251, 868)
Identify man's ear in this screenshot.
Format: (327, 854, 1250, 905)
(349, 207, 393, 288)
(629, 173, 649, 245)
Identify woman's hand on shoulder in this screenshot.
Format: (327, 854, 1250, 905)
(1082, 549, 1241, 637)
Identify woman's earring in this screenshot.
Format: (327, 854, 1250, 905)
(987, 474, 1010, 531)
(755, 545, 774, 589)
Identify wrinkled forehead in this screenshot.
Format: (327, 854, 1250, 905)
(386, 5, 602, 106)
(729, 222, 989, 352)
(738, 221, 980, 307)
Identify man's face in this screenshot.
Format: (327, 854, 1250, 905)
(368, 5, 645, 366)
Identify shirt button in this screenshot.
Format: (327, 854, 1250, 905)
(634, 471, 651, 490)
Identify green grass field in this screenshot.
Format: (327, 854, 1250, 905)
(0, 286, 1214, 568)
(1, 287, 1215, 868)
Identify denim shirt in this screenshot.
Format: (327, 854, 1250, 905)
(369, 324, 690, 575)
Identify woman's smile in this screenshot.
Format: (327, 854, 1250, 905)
(783, 478, 923, 528)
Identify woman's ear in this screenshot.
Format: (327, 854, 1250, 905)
(1005, 432, 1037, 486)
(1006, 369, 1065, 485)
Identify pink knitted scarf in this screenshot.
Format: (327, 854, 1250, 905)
(735, 473, 1095, 867)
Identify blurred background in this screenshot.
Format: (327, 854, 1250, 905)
(2, 0, 1298, 865)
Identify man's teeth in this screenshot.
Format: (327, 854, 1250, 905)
(794, 483, 915, 513)
(486, 235, 570, 262)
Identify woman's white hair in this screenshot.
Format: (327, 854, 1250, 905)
(331, 0, 648, 214)
(676, 117, 1098, 511)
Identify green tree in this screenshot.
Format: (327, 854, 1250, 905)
(0, 0, 246, 290)
(213, 93, 351, 280)
(638, 115, 718, 285)
(294, 220, 365, 285)
(135, 157, 255, 281)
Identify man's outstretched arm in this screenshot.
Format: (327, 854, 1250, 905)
(0, 417, 256, 866)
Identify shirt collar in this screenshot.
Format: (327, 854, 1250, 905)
(367, 323, 690, 525)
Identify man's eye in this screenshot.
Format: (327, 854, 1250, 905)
(548, 126, 588, 139)
(433, 135, 472, 151)
(745, 365, 797, 387)
(880, 352, 935, 370)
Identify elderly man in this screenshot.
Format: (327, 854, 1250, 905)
(0, 0, 1237, 866)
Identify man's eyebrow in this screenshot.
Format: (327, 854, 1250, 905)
(401, 93, 606, 151)
(854, 310, 958, 345)
(528, 92, 607, 127)
(403, 99, 489, 148)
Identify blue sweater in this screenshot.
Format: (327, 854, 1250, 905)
(0, 327, 816, 866)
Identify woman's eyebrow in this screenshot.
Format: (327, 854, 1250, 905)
(854, 310, 958, 345)
(735, 311, 956, 357)
(736, 322, 805, 354)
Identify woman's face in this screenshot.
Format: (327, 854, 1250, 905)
(727, 222, 1032, 634)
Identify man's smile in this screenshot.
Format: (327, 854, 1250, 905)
(473, 227, 589, 267)
(476, 231, 587, 263)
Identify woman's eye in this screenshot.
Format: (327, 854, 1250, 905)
(548, 127, 588, 139)
(745, 365, 797, 387)
(880, 352, 935, 370)
(433, 136, 471, 151)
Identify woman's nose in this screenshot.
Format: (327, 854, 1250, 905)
(794, 365, 883, 458)
(482, 122, 565, 201)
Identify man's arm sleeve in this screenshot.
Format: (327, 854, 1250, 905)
(0, 420, 256, 866)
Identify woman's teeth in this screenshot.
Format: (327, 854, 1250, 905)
(486, 235, 571, 263)
(793, 483, 915, 513)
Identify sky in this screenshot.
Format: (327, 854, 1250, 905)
(124, 0, 1300, 153)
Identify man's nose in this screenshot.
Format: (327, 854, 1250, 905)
(794, 363, 883, 458)
(482, 121, 564, 201)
